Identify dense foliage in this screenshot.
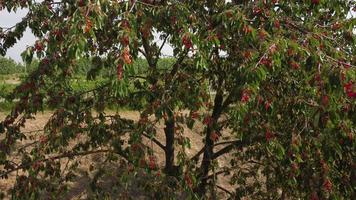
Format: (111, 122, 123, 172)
(0, 0, 355, 199)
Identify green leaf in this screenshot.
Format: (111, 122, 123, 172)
(313, 111, 320, 128)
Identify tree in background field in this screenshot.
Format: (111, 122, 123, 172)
(0, 56, 24, 74)
(0, 0, 355, 199)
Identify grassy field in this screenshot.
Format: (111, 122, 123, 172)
(0, 74, 113, 112)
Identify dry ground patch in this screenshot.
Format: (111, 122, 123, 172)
(0, 111, 241, 199)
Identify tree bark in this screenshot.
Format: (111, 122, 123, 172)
(197, 89, 224, 196)
(164, 113, 175, 176)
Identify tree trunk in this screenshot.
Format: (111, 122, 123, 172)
(197, 126, 215, 195)
(164, 113, 175, 176)
(197, 90, 224, 196)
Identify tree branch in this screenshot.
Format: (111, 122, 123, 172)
(169, 49, 189, 77)
(212, 136, 263, 160)
(154, 34, 169, 65)
(0, 149, 127, 178)
(190, 147, 205, 162)
(216, 184, 233, 196)
(142, 132, 166, 151)
(190, 140, 240, 162)
(142, 36, 156, 68)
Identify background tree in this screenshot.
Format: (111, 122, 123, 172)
(0, 0, 355, 199)
(0, 56, 24, 74)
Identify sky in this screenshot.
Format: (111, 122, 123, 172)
(0, 9, 36, 63)
(0, 5, 354, 63)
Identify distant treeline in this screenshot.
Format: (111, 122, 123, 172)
(0, 56, 25, 74)
(0, 56, 176, 111)
(0, 56, 176, 76)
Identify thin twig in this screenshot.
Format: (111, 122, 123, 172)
(129, 0, 137, 12)
(216, 185, 233, 196)
(214, 140, 240, 147)
(253, 43, 276, 70)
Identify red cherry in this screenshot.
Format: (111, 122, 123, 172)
(261, 57, 272, 68)
(343, 81, 353, 92)
(321, 160, 329, 174)
(253, 7, 262, 15)
(321, 95, 329, 106)
(84, 18, 92, 33)
(311, 0, 320, 5)
(39, 135, 48, 144)
(287, 48, 294, 56)
(120, 19, 130, 29)
(203, 116, 213, 127)
(182, 34, 192, 49)
(122, 47, 132, 64)
(243, 115, 250, 124)
(258, 29, 267, 40)
(184, 173, 193, 188)
(171, 16, 177, 25)
(141, 26, 151, 38)
(274, 20, 281, 29)
(289, 61, 300, 69)
(331, 22, 342, 30)
(309, 192, 319, 200)
(265, 129, 273, 142)
(343, 63, 351, 69)
(243, 51, 252, 60)
(323, 178, 332, 192)
(210, 131, 219, 142)
(120, 35, 130, 46)
(128, 164, 134, 172)
(264, 100, 271, 110)
(243, 25, 252, 34)
(32, 161, 41, 171)
(35, 41, 44, 52)
(346, 90, 356, 99)
(339, 138, 344, 145)
(225, 10, 233, 18)
(291, 162, 298, 172)
(139, 158, 147, 167)
(343, 81, 355, 99)
(190, 111, 199, 120)
(256, 96, 263, 105)
(240, 90, 250, 103)
(117, 63, 123, 80)
(269, 44, 278, 54)
(78, 0, 85, 7)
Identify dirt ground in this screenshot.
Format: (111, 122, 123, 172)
(0, 111, 236, 199)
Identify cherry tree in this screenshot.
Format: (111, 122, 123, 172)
(0, 0, 355, 199)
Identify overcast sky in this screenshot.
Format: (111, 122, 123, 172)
(0, 9, 36, 63)
(0, 6, 354, 63)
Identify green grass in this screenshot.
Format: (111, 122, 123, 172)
(0, 74, 146, 112)
(0, 73, 25, 81)
(0, 102, 15, 112)
(0, 84, 16, 99)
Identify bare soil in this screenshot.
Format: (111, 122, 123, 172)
(0, 111, 235, 199)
